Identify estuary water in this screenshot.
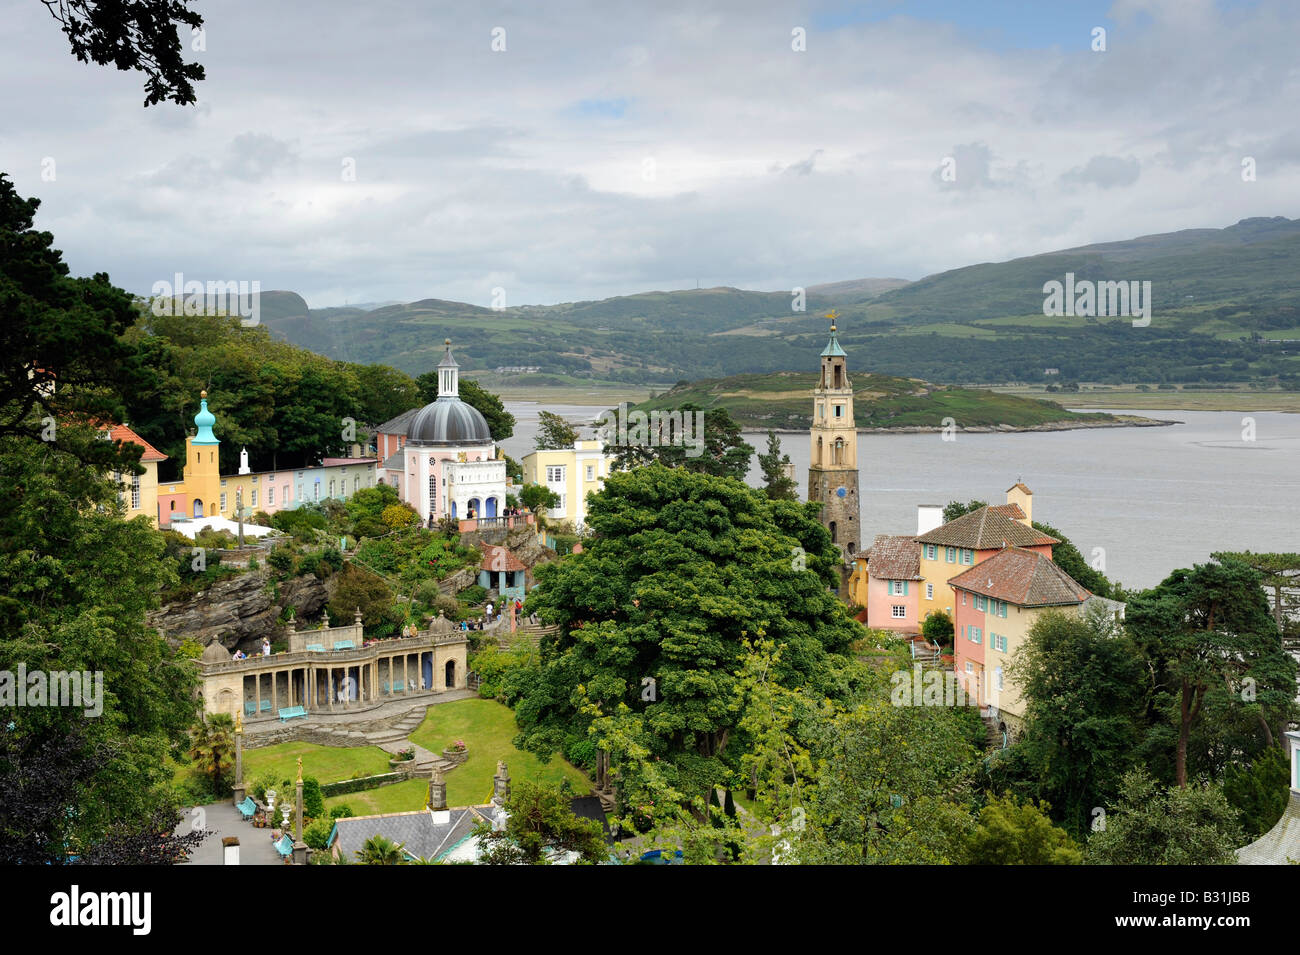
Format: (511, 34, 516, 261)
(502, 402, 1300, 590)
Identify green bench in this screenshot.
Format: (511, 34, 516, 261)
(332, 640, 355, 651)
(244, 701, 257, 717)
(273, 834, 294, 859)
(236, 796, 257, 821)
(260, 699, 271, 712)
(278, 706, 307, 722)
(305, 644, 326, 653)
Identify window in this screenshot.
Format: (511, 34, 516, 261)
(888, 581, 908, 596)
(546, 465, 566, 484)
(833, 404, 843, 418)
(961, 592, 967, 605)
(891, 605, 906, 619)
(131, 473, 140, 509)
(250, 488, 257, 507)
(1000, 602, 1008, 618)
(220, 492, 227, 511)
(999, 634, 1008, 652)
(429, 474, 437, 514)
(965, 662, 973, 674)
(925, 545, 936, 560)
(354, 476, 360, 493)
(925, 582, 934, 600)
(268, 486, 275, 506)
(975, 595, 986, 611)
(970, 626, 981, 644)
(221, 479, 227, 487)
(995, 667, 1004, 690)
(329, 479, 335, 498)
(945, 547, 956, 563)
(963, 549, 974, 565)
(313, 481, 320, 501)
(586, 465, 594, 481)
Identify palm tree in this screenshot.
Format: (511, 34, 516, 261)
(187, 713, 235, 792)
(356, 834, 406, 865)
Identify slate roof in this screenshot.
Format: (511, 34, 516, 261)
(1238, 790, 1300, 864)
(329, 806, 496, 862)
(915, 505, 1057, 550)
(374, 407, 420, 436)
(864, 534, 922, 581)
(108, 423, 168, 462)
(947, 546, 1089, 607)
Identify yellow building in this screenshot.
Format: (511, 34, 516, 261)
(521, 439, 612, 529)
(108, 423, 168, 525)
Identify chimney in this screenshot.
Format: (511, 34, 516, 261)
(492, 760, 511, 807)
(1006, 482, 1033, 526)
(427, 766, 447, 811)
(917, 505, 944, 536)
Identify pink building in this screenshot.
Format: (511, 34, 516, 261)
(861, 534, 922, 634)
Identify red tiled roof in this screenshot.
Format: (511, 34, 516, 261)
(915, 505, 1057, 549)
(947, 546, 1089, 607)
(108, 423, 168, 462)
(320, 457, 379, 466)
(989, 502, 1026, 520)
(865, 534, 922, 581)
(1006, 482, 1033, 495)
(479, 544, 526, 572)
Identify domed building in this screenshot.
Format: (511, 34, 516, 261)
(379, 340, 507, 524)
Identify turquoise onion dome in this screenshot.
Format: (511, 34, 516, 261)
(193, 390, 220, 445)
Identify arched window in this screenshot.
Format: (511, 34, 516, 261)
(829, 520, 837, 543)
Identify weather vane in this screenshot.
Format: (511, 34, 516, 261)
(826, 309, 839, 332)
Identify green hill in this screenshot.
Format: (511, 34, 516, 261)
(633, 372, 1122, 430)
(256, 216, 1300, 388)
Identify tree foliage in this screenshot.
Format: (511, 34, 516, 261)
(473, 781, 606, 865)
(534, 410, 578, 450)
(965, 795, 1082, 865)
(757, 430, 797, 500)
(1086, 769, 1244, 865)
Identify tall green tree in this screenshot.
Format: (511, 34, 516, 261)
(1007, 609, 1148, 835)
(1086, 769, 1244, 865)
(518, 465, 860, 816)
(40, 0, 206, 105)
(1126, 557, 1296, 787)
(758, 430, 797, 500)
(534, 410, 578, 450)
(349, 363, 420, 428)
(609, 404, 755, 481)
(473, 781, 606, 865)
(0, 174, 145, 474)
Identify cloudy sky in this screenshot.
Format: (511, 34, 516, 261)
(1, 0, 1296, 308)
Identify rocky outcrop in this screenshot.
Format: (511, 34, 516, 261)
(148, 569, 333, 652)
(436, 566, 478, 596)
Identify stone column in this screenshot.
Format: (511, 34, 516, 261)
(232, 715, 246, 805)
(292, 757, 308, 864)
(492, 760, 511, 806)
(271, 670, 278, 713)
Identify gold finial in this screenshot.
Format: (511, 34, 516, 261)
(200, 389, 208, 399)
(296, 755, 303, 784)
(235, 712, 243, 734)
(826, 309, 839, 333)
(444, 338, 451, 346)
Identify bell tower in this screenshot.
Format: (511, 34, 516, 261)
(808, 311, 860, 565)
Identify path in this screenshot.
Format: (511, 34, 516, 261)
(177, 799, 285, 866)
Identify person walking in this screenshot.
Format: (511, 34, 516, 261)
(486, 600, 494, 623)
(261, 638, 271, 657)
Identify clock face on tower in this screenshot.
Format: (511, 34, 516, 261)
(836, 486, 847, 498)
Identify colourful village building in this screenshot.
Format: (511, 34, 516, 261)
(912, 489, 1057, 625)
(948, 545, 1091, 729)
(153, 390, 380, 530)
(107, 423, 168, 525)
(376, 340, 510, 524)
(521, 438, 614, 530)
(857, 534, 924, 633)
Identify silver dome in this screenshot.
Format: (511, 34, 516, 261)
(407, 397, 491, 446)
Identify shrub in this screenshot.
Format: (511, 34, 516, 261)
(564, 736, 596, 770)
(303, 816, 334, 850)
(413, 580, 443, 606)
(458, 584, 488, 605)
(381, 503, 420, 529)
(433, 594, 460, 619)
(302, 777, 325, 819)
(268, 547, 296, 573)
(330, 805, 355, 819)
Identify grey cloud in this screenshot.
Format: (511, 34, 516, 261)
(1060, 155, 1141, 189)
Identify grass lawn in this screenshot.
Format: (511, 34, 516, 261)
(242, 741, 392, 786)
(409, 698, 590, 807)
(324, 778, 432, 817)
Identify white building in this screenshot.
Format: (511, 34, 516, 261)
(380, 340, 508, 524)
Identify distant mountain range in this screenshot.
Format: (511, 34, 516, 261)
(257, 216, 1300, 388)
